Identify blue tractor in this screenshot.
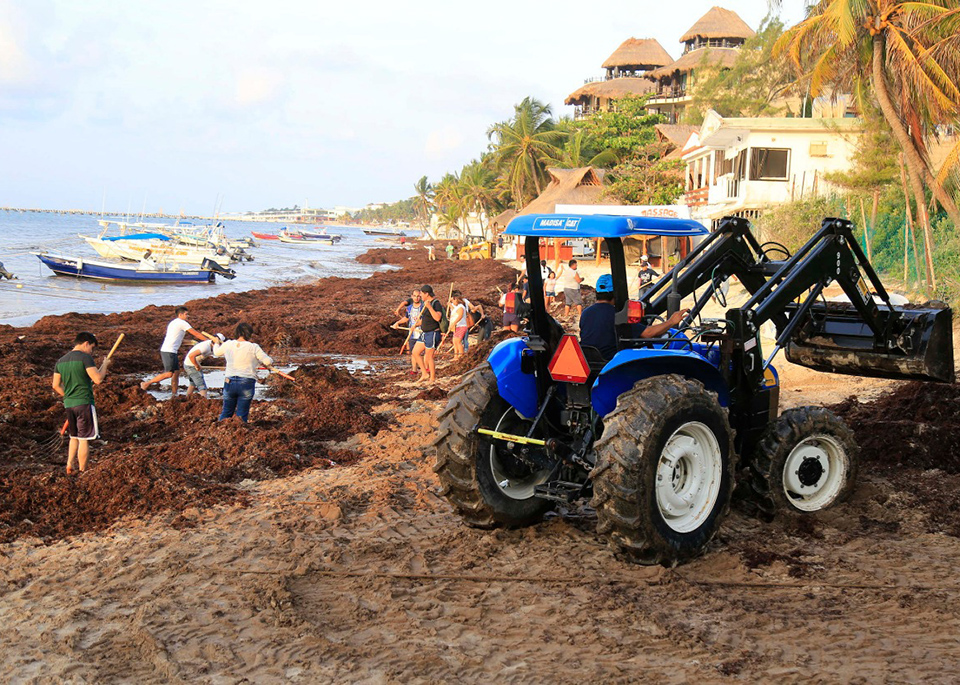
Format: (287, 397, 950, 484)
(434, 214, 954, 566)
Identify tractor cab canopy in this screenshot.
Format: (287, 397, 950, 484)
(504, 213, 708, 239)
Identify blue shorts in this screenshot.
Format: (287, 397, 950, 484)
(422, 331, 441, 349)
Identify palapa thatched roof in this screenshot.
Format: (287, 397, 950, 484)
(602, 38, 673, 69)
(565, 77, 656, 105)
(518, 168, 607, 216)
(488, 208, 517, 230)
(646, 47, 740, 78)
(655, 124, 699, 148)
(680, 7, 755, 42)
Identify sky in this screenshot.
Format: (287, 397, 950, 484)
(0, 1, 808, 215)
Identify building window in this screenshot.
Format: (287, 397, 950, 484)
(750, 148, 790, 181)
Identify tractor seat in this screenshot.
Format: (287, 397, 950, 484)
(580, 345, 609, 374)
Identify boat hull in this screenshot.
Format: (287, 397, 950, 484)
(251, 231, 280, 240)
(81, 235, 227, 265)
(36, 253, 216, 283)
(277, 235, 338, 245)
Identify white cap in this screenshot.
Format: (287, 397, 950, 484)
(641, 254, 649, 262)
(216, 333, 226, 342)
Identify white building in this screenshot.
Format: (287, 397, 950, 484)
(681, 110, 863, 224)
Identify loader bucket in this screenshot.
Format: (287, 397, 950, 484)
(785, 303, 955, 383)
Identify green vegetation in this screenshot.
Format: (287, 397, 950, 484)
(686, 19, 798, 123)
(773, 0, 960, 288)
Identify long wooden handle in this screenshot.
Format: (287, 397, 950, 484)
(106, 333, 124, 359)
(201, 331, 220, 341)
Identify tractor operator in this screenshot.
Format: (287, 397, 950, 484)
(580, 275, 689, 360)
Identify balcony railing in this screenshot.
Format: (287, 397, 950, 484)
(683, 38, 743, 53)
(684, 187, 709, 208)
(651, 86, 688, 99)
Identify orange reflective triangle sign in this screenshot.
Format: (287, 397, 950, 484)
(548, 334, 591, 384)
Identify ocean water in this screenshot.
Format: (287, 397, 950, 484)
(0, 211, 400, 326)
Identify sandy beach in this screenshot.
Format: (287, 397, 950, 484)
(3, 245, 960, 682)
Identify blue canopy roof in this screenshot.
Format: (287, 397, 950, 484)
(504, 213, 708, 238)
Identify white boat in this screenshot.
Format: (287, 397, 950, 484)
(81, 234, 230, 265)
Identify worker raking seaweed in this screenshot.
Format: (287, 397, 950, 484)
(51, 332, 112, 474)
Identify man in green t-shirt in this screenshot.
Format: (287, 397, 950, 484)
(52, 332, 111, 474)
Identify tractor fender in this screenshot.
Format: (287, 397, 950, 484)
(486, 337, 538, 418)
(591, 348, 730, 417)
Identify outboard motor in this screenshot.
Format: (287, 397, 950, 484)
(201, 258, 237, 280)
(0, 261, 16, 280)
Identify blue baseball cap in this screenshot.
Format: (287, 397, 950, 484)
(596, 274, 614, 293)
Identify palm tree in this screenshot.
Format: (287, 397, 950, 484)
(412, 175, 436, 238)
(459, 160, 497, 234)
(487, 97, 567, 209)
(550, 128, 620, 169)
(772, 0, 960, 287)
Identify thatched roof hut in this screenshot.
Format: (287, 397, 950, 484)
(680, 6, 755, 43)
(488, 209, 517, 233)
(518, 168, 607, 215)
(565, 77, 656, 106)
(602, 38, 673, 70)
(655, 124, 699, 149)
(646, 47, 740, 79)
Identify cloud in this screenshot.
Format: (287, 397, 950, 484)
(424, 126, 465, 161)
(234, 67, 285, 108)
(0, 12, 30, 84)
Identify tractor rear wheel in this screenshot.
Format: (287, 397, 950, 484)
(747, 406, 858, 519)
(433, 362, 553, 528)
(592, 375, 735, 566)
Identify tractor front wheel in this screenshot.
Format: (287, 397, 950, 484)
(433, 363, 553, 527)
(592, 375, 735, 566)
(747, 407, 859, 519)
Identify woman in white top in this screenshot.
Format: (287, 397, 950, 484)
(448, 291, 469, 358)
(213, 323, 274, 423)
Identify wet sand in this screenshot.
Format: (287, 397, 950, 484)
(2, 245, 960, 682)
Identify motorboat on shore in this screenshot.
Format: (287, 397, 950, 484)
(297, 226, 342, 242)
(81, 234, 233, 265)
(93, 219, 254, 262)
(276, 227, 342, 245)
(362, 227, 406, 237)
(35, 252, 236, 283)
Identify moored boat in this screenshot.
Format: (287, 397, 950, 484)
(35, 253, 236, 283)
(276, 227, 341, 245)
(362, 228, 406, 237)
(296, 227, 342, 242)
(81, 234, 233, 265)
(251, 231, 280, 240)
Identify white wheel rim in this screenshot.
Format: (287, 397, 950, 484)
(782, 434, 847, 512)
(655, 422, 723, 533)
(489, 409, 552, 500)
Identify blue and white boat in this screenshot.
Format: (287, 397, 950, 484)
(35, 253, 236, 284)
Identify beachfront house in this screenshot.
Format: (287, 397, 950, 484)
(645, 6, 755, 124)
(680, 110, 863, 224)
(565, 38, 673, 119)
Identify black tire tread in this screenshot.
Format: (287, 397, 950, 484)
(432, 362, 550, 528)
(746, 406, 859, 520)
(591, 374, 736, 567)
